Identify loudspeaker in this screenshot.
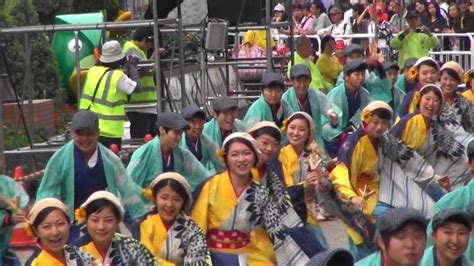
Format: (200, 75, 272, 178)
(205, 22, 228, 50)
(207, 0, 262, 25)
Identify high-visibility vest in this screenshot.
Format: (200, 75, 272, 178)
(79, 65, 127, 138)
(123, 41, 158, 105)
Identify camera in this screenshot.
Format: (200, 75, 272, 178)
(415, 27, 425, 33)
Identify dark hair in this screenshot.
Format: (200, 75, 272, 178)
(292, 4, 303, 11)
(250, 127, 282, 143)
(440, 68, 461, 83)
(416, 60, 439, 72)
(85, 199, 121, 221)
(420, 85, 443, 100)
(371, 108, 392, 120)
(467, 140, 474, 162)
(427, 2, 445, 21)
(32, 207, 70, 228)
(152, 179, 189, 211)
(132, 27, 153, 41)
(304, 2, 312, 12)
(321, 34, 336, 51)
(223, 138, 258, 167)
(311, 1, 327, 14)
(352, 3, 365, 15)
(380, 221, 427, 249)
(157, 126, 172, 136)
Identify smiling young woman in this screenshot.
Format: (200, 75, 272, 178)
(25, 198, 93, 266)
(73, 191, 157, 265)
(133, 172, 211, 265)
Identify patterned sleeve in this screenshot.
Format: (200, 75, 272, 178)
(182, 218, 213, 266)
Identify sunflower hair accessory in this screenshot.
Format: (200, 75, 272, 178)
(362, 110, 373, 123)
(143, 188, 154, 201)
(216, 147, 224, 162)
(23, 223, 35, 237)
(280, 119, 288, 132)
(407, 66, 418, 81)
(464, 72, 471, 85)
(74, 207, 86, 224)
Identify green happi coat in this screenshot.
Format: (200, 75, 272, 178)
(127, 137, 211, 190)
(179, 132, 225, 174)
(421, 246, 473, 266)
(243, 95, 294, 128)
(282, 87, 341, 151)
(321, 83, 372, 141)
(202, 118, 247, 147)
(36, 141, 147, 219)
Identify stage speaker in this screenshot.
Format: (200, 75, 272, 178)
(207, 0, 262, 25)
(205, 22, 228, 50)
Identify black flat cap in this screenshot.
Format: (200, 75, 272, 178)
(290, 64, 311, 79)
(181, 105, 206, 121)
(156, 112, 190, 130)
(71, 110, 99, 132)
(432, 208, 472, 232)
(343, 44, 364, 57)
(384, 62, 400, 71)
(405, 10, 420, 19)
(343, 60, 368, 76)
(261, 72, 285, 89)
(378, 208, 427, 236)
(212, 96, 238, 112)
(306, 248, 354, 266)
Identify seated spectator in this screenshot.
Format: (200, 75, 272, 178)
(280, 4, 304, 35)
(349, 3, 370, 48)
(444, 3, 462, 50)
(389, 10, 439, 68)
(427, 2, 448, 34)
(335, 39, 346, 65)
(242, 30, 276, 57)
(355, 208, 427, 265)
(389, 0, 406, 33)
(296, 2, 315, 34)
(414, 0, 431, 27)
(287, 35, 329, 91)
(318, 6, 353, 44)
(271, 3, 288, 36)
(308, 1, 332, 33)
(316, 35, 343, 91)
(421, 209, 473, 265)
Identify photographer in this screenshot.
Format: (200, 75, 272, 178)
(389, 10, 439, 68)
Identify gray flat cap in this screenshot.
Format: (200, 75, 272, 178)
(290, 64, 311, 79)
(378, 208, 427, 236)
(432, 208, 472, 232)
(261, 72, 285, 89)
(212, 96, 238, 112)
(181, 105, 206, 121)
(71, 110, 99, 132)
(343, 44, 364, 57)
(343, 60, 368, 76)
(156, 112, 190, 130)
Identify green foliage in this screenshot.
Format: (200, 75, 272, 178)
(0, 0, 62, 99)
(72, 0, 120, 21)
(33, 0, 72, 25)
(3, 123, 48, 150)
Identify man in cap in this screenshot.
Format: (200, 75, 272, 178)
(287, 35, 329, 91)
(384, 62, 405, 119)
(79, 40, 142, 149)
(334, 43, 365, 87)
(421, 209, 473, 265)
(356, 208, 428, 265)
(317, 5, 353, 43)
(123, 27, 158, 139)
(322, 60, 372, 157)
(202, 96, 246, 148)
(36, 110, 147, 226)
(282, 64, 339, 150)
(127, 112, 210, 190)
(395, 57, 418, 94)
(244, 72, 294, 128)
(390, 10, 439, 68)
(179, 105, 224, 173)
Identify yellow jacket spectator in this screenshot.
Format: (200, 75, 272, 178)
(316, 35, 343, 91)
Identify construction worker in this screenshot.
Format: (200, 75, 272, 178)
(123, 27, 158, 139)
(79, 40, 141, 149)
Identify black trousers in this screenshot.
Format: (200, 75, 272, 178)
(99, 136, 122, 151)
(127, 112, 157, 139)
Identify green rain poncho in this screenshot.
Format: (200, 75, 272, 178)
(243, 95, 294, 128)
(127, 137, 211, 190)
(179, 132, 225, 173)
(202, 118, 247, 148)
(36, 141, 147, 219)
(282, 87, 341, 151)
(321, 83, 372, 141)
(421, 246, 473, 266)
(0, 175, 28, 256)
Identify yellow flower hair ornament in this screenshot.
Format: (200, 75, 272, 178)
(74, 207, 86, 224)
(216, 147, 224, 162)
(464, 72, 472, 85)
(407, 66, 418, 82)
(143, 188, 154, 201)
(361, 109, 373, 123)
(23, 223, 35, 237)
(280, 119, 288, 132)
